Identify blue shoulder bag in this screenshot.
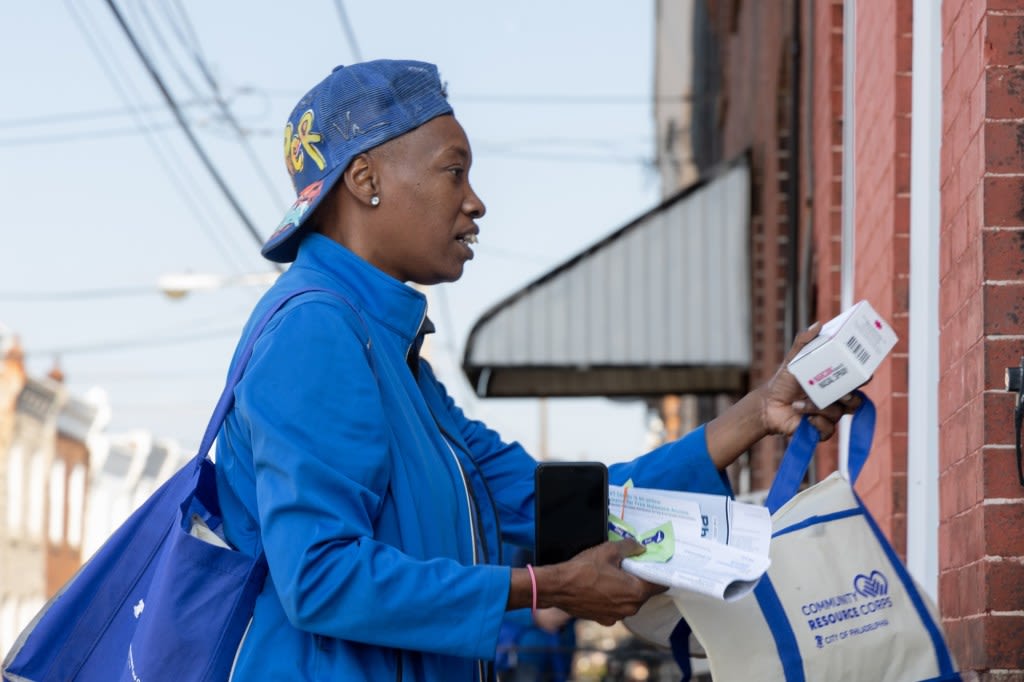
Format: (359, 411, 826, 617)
(3, 289, 332, 682)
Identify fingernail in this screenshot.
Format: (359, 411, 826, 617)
(842, 394, 853, 402)
(808, 321, 821, 331)
(792, 400, 807, 410)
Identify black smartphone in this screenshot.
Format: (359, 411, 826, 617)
(534, 461, 609, 565)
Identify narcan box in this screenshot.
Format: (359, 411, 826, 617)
(786, 300, 898, 409)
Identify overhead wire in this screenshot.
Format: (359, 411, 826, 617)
(165, 0, 207, 62)
(62, 0, 251, 274)
(0, 285, 164, 302)
(258, 87, 678, 105)
(132, 0, 207, 104)
(0, 122, 179, 147)
(102, 0, 282, 271)
(331, 0, 363, 62)
(0, 121, 652, 164)
(158, 0, 289, 209)
(27, 325, 240, 357)
(0, 98, 210, 129)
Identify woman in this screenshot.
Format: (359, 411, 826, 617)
(214, 59, 855, 681)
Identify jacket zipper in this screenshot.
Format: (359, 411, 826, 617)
(437, 430, 492, 682)
(226, 616, 253, 681)
(441, 436, 479, 565)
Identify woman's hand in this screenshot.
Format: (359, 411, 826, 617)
(508, 540, 666, 626)
(532, 607, 572, 634)
(760, 322, 863, 440)
(705, 322, 865, 467)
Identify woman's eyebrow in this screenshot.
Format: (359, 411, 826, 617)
(442, 145, 470, 160)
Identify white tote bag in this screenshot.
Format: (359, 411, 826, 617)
(672, 395, 960, 682)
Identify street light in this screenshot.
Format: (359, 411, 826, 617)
(158, 272, 280, 299)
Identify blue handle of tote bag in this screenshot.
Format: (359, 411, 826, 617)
(764, 391, 876, 514)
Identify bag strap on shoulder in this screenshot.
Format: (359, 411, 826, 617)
(764, 390, 875, 514)
(194, 287, 367, 462)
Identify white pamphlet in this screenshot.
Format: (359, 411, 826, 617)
(608, 484, 772, 602)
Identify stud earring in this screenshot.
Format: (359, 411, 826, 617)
(370, 195, 380, 206)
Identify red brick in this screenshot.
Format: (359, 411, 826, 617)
(985, 120, 1024, 173)
(941, 617, 970, 668)
(985, 558, 1024, 612)
(983, 176, 1024, 227)
(952, 613, 987, 669)
(961, 559, 988, 615)
(968, 389, 988, 455)
(943, 403, 971, 468)
(889, 511, 907, 558)
(983, 390, 1019, 445)
(889, 313, 910, 345)
(942, 0, 959, 42)
(982, 228, 1024, 281)
(965, 339, 987, 401)
(984, 335, 1024, 395)
(986, 14, 1024, 66)
(985, 613, 1024, 669)
(944, 453, 984, 515)
(984, 503, 1024, 555)
(977, 669, 1024, 681)
(940, 567, 963, 616)
(985, 66, 1024, 119)
(949, 505, 987, 568)
(983, 282, 1024, 334)
(964, 124, 986, 183)
(955, 5, 976, 73)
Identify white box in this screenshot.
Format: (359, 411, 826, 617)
(786, 300, 898, 409)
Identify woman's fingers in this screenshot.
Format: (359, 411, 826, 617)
(791, 392, 865, 441)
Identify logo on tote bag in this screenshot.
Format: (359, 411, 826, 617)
(800, 569, 896, 648)
(853, 570, 889, 598)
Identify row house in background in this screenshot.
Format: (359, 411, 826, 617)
(0, 334, 186, 656)
(464, 0, 1023, 676)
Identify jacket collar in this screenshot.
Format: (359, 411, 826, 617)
(290, 233, 428, 349)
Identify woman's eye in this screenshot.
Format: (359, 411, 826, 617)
(448, 167, 464, 178)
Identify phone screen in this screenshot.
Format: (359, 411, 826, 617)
(534, 462, 609, 565)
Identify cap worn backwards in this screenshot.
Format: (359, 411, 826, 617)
(261, 59, 454, 263)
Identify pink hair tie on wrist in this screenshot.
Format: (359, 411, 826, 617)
(526, 564, 538, 621)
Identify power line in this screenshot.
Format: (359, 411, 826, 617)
(102, 0, 282, 271)
(164, 0, 208, 63)
(258, 88, 684, 105)
(0, 123, 178, 147)
(0, 286, 161, 302)
(331, 0, 363, 62)
(0, 98, 212, 129)
(27, 325, 240, 357)
(63, 0, 252, 274)
(161, 0, 289, 208)
(0, 123, 653, 166)
(0, 92, 669, 133)
(133, 0, 207, 103)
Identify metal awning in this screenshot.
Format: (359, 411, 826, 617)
(462, 157, 752, 398)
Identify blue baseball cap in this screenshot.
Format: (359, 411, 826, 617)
(261, 59, 454, 263)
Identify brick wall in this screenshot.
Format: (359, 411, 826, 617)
(939, 0, 1024, 676)
(708, 0, 797, 491)
(808, 0, 846, 478)
(845, 0, 914, 556)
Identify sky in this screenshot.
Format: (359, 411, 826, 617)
(1, 1, 663, 463)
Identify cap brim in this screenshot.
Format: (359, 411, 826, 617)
(261, 165, 345, 263)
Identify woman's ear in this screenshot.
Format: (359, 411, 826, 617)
(343, 153, 379, 207)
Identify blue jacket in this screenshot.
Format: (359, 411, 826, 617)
(215, 234, 731, 680)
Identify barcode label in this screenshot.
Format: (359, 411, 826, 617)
(846, 335, 871, 364)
